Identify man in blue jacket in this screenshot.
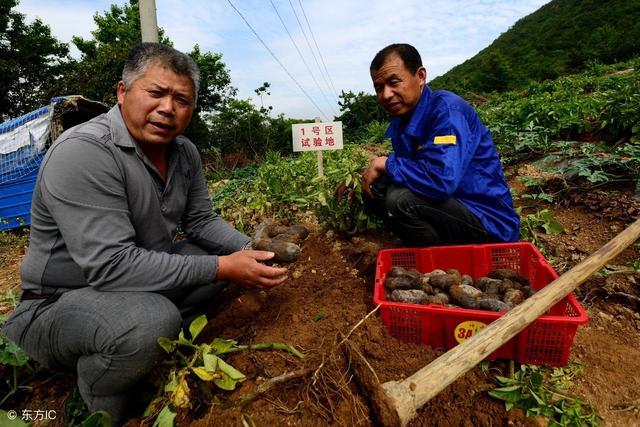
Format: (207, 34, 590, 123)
(362, 43, 519, 246)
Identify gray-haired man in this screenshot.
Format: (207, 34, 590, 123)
(2, 43, 287, 425)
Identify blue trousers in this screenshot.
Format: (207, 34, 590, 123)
(2, 241, 225, 426)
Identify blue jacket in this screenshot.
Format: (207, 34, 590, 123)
(385, 86, 520, 242)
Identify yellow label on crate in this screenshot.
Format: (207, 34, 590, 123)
(454, 321, 487, 343)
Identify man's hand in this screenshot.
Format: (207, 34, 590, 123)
(362, 156, 388, 197)
(217, 250, 288, 289)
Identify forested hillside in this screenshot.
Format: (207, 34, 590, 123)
(430, 0, 640, 95)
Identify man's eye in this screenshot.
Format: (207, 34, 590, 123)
(176, 97, 189, 106)
(149, 90, 162, 97)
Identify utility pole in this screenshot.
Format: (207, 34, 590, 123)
(139, 0, 159, 43)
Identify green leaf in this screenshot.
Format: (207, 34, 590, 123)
(189, 315, 208, 341)
(152, 405, 176, 427)
(203, 353, 219, 372)
(313, 311, 326, 321)
(210, 338, 237, 354)
(217, 358, 246, 381)
(213, 373, 238, 391)
(0, 410, 30, 427)
(177, 330, 190, 346)
(79, 411, 112, 427)
(0, 339, 30, 366)
(488, 388, 523, 403)
(164, 370, 178, 393)
(157, 337, 176, 354)
(542, 220, 564, 234)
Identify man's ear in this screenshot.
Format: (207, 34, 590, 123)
(116, 81, 126, 105)
(417, 66, 427, 83)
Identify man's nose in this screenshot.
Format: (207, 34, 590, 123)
(382, 86, 394, 101)
(157, 96, 175, 114)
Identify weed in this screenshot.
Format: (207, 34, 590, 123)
(146, 315, 303, 426)
(0, 290, 36, 406)
(519, 209, 563, 255)
(489, 362, 601, 426)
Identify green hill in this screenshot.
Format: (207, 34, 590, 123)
(430, 0, 640, 95)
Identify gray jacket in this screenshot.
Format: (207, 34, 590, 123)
(22, 105, 250, 294)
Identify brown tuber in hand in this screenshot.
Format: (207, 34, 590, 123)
(252, 220, 309, 263)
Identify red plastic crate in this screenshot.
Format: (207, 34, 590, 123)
(373, 242, 588, 366)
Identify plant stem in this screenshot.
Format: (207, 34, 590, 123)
(222, 368, 312, 408)
(223, 342, 304, 359)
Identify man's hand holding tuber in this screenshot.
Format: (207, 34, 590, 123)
(217, 250, 288, 289)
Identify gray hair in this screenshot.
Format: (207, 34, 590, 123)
(122, 42, 200, 102)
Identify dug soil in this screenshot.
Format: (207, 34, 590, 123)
(1, 186, 639, 426)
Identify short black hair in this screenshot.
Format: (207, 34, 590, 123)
(122, 43, 200, 99)
(370, 43, 423, 74)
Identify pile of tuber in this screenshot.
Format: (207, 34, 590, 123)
(384, 267, 536, 312)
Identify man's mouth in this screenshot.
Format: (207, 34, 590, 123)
(150, 121, 175, 132)
(386, 102, 402, 112)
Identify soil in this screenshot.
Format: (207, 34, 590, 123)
(1, 172, 639, 426)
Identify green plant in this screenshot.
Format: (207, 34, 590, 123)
(316, 147, 380, 233)
(519, 209, 563, 255)
(489, 363, 601, 426)
(64, 387, 111, 427)
(146, 315, 303, 426)
(0, 291, 36, 406)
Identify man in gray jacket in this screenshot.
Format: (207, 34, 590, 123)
(2, 43, 287, 425)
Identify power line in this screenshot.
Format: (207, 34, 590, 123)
(226, 0, 330, 121)
(287, 0, 338, 107)
(297, 0, 340, 101)
(269, 0, 338, 117)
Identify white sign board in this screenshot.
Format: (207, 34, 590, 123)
(291, 121, 343, 152)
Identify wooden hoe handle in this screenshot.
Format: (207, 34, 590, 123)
(382, 218, 640, 426)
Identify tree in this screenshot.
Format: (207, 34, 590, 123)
(184, 45, 237, 148)
(63, 0, 166, 105)
(61, 2, 237, 151)
(336, 91, 388, 141)
(0, 0, 70, 121)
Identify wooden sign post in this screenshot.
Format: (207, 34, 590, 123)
(291, 119, 343, 178)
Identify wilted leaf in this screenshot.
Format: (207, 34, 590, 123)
(171, 373, 191, 409)
(191, 366, 219, 381)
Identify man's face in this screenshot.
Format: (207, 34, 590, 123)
(371, 54, 426, 117)
(117, 64, 195, 146)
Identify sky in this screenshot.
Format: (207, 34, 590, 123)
(16, 0, 550, 121)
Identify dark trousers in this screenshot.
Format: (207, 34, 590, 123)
(2, 241, 226, 426)
(364, 177, 493, 247)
